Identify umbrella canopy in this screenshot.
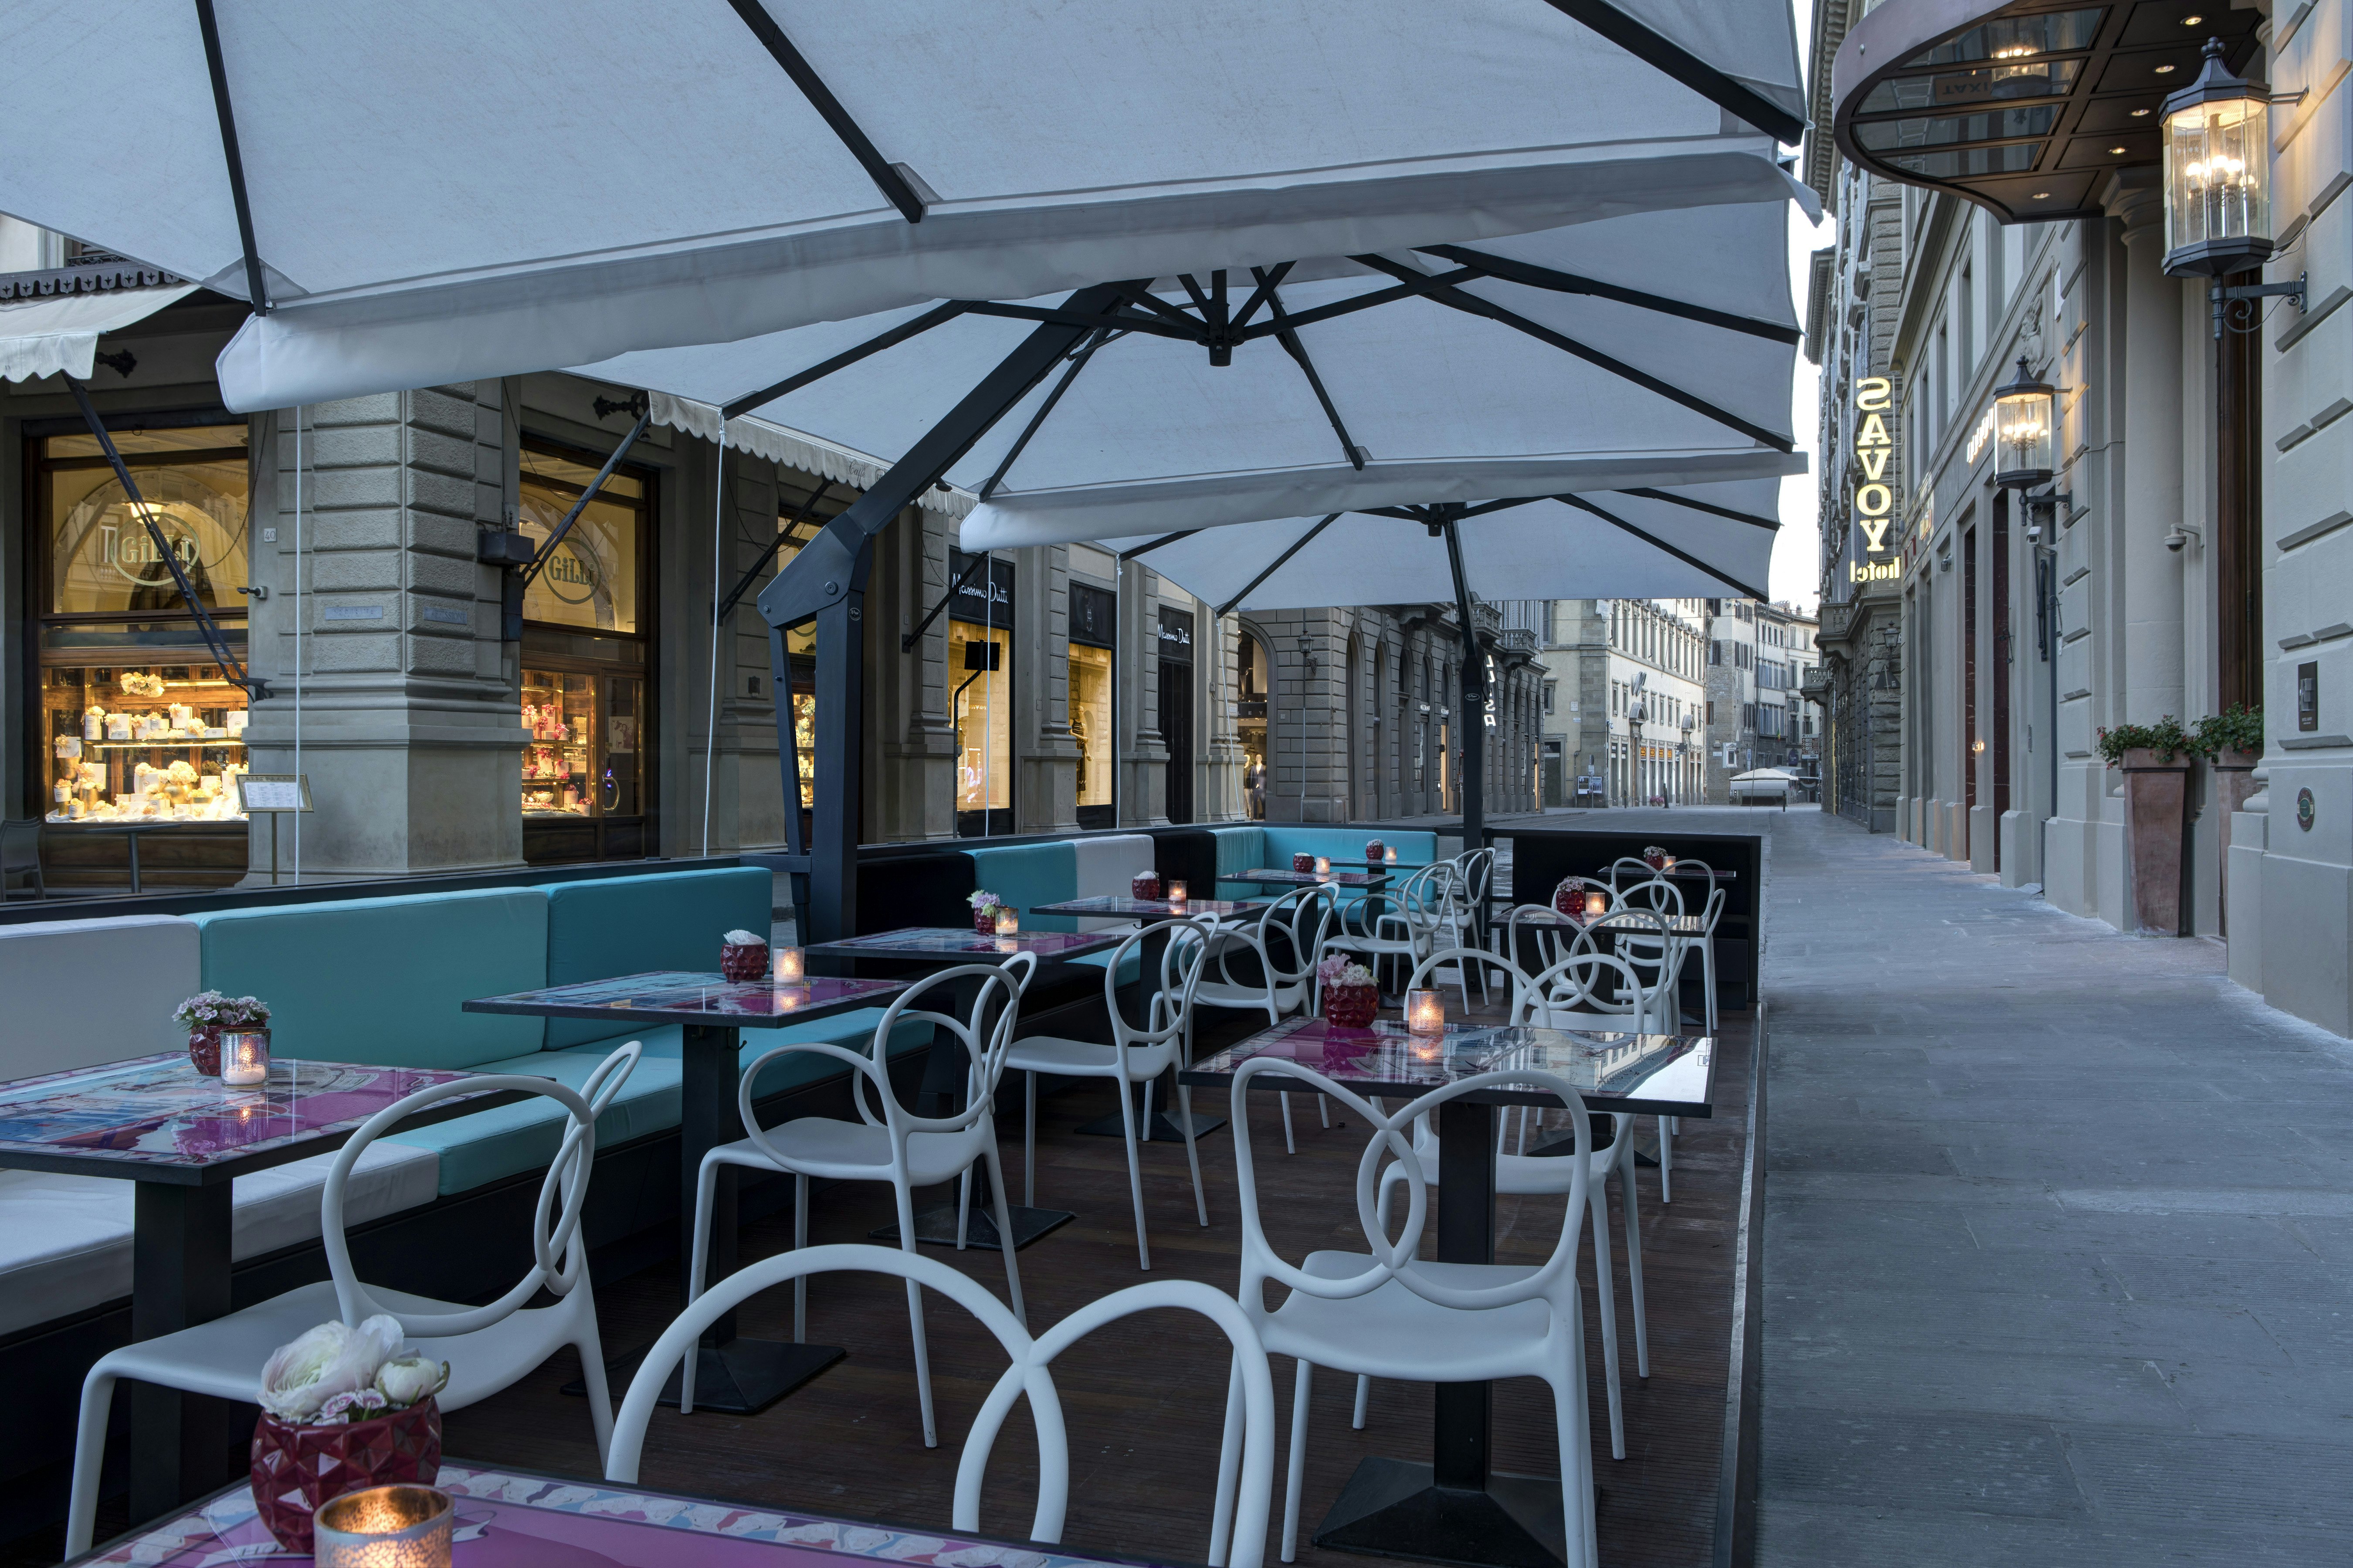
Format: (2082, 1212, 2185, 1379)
(1111, 478, 1783, 615)
(0, 1, 1805, 411)
(574, 197, 1807, 547)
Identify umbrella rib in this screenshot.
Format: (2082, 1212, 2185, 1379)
(1416, 245, 1803, 345)
(976, 332, 1108, 500)
(1556, 494, 1770, 600)
(1229, 262, 1295, 333)
(1257, 273, 1366, 470)
(1108, 283, 1208, 335)
(1537, 0, 1807, 145)
(1116, 530, 1200, 562)
(725, 0, 928, 223)
(963, 301, 1193, 340)
(1614, 486, 1782, 530)
(1215, 514, 1343, 616)
(1351, 255, 1794, 452)
(722, 301, 969, 417)
(1456, 495, 1548, 519)
(194, 0, 268, 312)
(1235, 267, 1482, 339)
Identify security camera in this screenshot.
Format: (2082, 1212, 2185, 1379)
(2025, 522, 2043, 543)
(2164, 523, 2201, 553)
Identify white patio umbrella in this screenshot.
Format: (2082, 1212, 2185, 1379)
(0, 1, 1805, 411)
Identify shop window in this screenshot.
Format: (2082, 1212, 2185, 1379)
(521, 669, 643, 821)
(948, 550, 1016, 836)
(34, 422, 252, 835)
(1068, 581, 1115, 829)
(517, 446, 642, 633)
(1238, 633, 1269, 820)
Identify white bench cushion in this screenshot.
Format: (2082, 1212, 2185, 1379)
(1072, 834, 1156, 931)
(0, 1141, 439, 1338)
(0, 914, 201, 1078)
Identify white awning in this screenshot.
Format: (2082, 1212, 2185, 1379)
(0, 283, 197, 383)
(1101, 478, 1783, 613)
(642, 393, 975, 521)
(0, 1, 1806, 410)
(571, 197, 1807, 546)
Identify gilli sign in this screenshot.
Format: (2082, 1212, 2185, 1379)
(1848, 376, 1901, 583)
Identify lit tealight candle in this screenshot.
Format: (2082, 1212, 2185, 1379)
(995, 909, 1020, 936)
(1406, 988, 1445, 1036)
(1661, 855, 1677, 871)
(1168, 880, 1187, 907)
(1385, 846, 1398, 864)
(313, 1486, 454, 1568)
(221, 1030, 269, 1087)
(1584, 889, 1609, 920)
(774, 946, 805, 983)
(1315, 856, 1331, 875)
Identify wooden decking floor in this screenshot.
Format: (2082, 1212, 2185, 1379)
(446, 1002, 1752, 1568)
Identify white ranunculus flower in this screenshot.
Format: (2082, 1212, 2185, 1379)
(723, 928, 763, 945)
(257, 1314, 407, 1422)
(374, 1353, 449, 1408)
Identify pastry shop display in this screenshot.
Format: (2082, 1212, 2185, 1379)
(42, 663, 251, 824)
(519, 668, 601, 817)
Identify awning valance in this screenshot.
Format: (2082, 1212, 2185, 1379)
(0, 283, 197, 383)
(643, 393, 975, 521)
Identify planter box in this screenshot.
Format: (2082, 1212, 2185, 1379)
(2119, 747, 2191, 936)
(2210, 748, 2261, 938)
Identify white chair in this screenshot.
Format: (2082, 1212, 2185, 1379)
(1436, 848, 1497, 1006)
(1319, 862, 1450, 999)
(1346, 949, 1651, 1463)
(1194, 885, 1334, 1154)
(1668, 860, 1726, 1034)
(681, 961, 1031, 1445)
(1227, 1055, 1600, 1568)
(1606, 856, 1657, 895)
(610, 1241, 1279, 1568)
(1007, 920, 1214, 1269)
(64, 1045, 642, 1556)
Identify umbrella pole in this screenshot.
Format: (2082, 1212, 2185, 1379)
(1441, 518, 1485, 931)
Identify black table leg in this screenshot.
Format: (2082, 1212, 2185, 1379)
(128, 1180, 234, 1526)
(1315, 1097, 1571, 1568)
(568, 1022, 841, 1413)
(1075, 922, 1227, 1144)
(879, 968, 1072, 1250)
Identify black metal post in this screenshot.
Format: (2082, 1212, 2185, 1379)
(1442, 517, 1485, 860)
(759, 285, 1130, 944)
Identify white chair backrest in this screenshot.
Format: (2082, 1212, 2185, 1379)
(1227, 884, 1332, 990)
(1125, 918, 1215, 1046)
(747, 964, 1027, 1155)
(1361, 861, 1452, 938)
(1698, 882, 1726, 935)
(1607, 857, 1654, 893)
(1405, 945, 1529, 1014)
(606, 1241, 1278, 1568)
(1502, 902, 1571, 973)
(1618, 874, 1683, 917)
(1524, 947, 1656, 1029)
(1231, 1058, 1592, 1313)
(1449, 847, 1495, 910)
(323, 1042, 642, 1337)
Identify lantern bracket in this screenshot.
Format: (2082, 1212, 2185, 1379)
(2212, 273, 2304, 340)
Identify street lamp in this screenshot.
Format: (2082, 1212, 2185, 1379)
(2162, 37, 2305, 335)
(1628, 699, 1646, 808)
(1991, 357, 2055, 491)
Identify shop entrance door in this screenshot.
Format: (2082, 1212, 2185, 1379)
(1158, 607, 1194, 824)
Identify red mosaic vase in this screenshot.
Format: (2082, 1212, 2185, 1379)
(186, 1026, 223, 1077)
(1292, 852, 1315, 873)
(251, 1398, 442, 1553)
(719, 940, 770, 983)
(1324, 983, 1380, 1029)
(1641, 846, 1669, 870)
(1131, 871, 1161, 901)
(1364, 838, 1384, 864)
(974, 904, 999, 934)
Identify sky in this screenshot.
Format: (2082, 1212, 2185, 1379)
(1772, 0, 1834, 613)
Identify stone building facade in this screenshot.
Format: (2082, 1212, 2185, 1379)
(1534, 598, 1707, 808)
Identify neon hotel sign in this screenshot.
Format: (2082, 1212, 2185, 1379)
(1847, 377, 1900, 583)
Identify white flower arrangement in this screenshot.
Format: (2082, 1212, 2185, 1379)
(722, 928, 764, 945)
(1317, 956, 1374, 990)
(258, 1316, 449, 1425)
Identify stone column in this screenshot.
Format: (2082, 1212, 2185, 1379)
(244, 385, 523, 881)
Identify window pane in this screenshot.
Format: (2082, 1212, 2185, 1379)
(42, 661, 249, 822)
(1883, 142, 2042, 179)
(519, 451, 642, 635)
(1069, 642, 1113, 807)
(1857, 57, 2082, 115)
(948, 623, 1012, 813)
(1853, 103, 2062, 151)
(522, 669, 595, 816)
(46, 431, 249, 616)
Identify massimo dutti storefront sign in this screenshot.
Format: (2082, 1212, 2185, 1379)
(1848, 376, 1902, 583)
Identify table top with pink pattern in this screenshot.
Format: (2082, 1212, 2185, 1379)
(0, 1054, 500, 1185)
(1030, 896, 1270, 919)
(464, 971, 911, 1027)
(804, 928, 1123, 962)
(68, 1463, 1162, 1568)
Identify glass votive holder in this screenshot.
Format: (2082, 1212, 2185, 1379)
(1406, 989, 1446, 1036)
(1315, 856, 1331, 875)
(773, 946, 805, 983)
(313, 1485, 454, 1568)
(1661, 855, 1677, 871)
(1385, 846, 1398, 864)
(1167, 880, 1188, 907)
(221, 1030, 270, 1087)
(995, 910, 1020, 936)
(1583, 890, 1609, 920)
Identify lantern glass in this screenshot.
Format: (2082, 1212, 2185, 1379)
(1992, 361, 2055, 490)
(2162, 44, 2274, 276)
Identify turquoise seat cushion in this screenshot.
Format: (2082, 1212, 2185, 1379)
(1070, 946, 1143, 987)
(386, 1011, 933, 1195)
(966, 842, 1078, 933)
(191, 889, 548, 1070)
(544, 868, 774, 1048)
(1212, 826, 1266, 900)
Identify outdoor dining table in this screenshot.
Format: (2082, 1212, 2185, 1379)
(1181, 1013, 1715, 1568)
(0, 1053, 523, 1521)
(1232, 867, 1390, 889)
(463, 971, 910, 1416)
(801, 927, 1130, 1250)
(1026, 894, 1274, 1146)
(67, 1460, 1167, 1568)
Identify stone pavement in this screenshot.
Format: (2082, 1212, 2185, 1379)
(1585, 803, 2353, 1564)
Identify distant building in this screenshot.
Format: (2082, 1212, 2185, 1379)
(1525, 598, 1707, 807)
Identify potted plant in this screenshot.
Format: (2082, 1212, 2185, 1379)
(1317, 956, 1380, 1028)
(174, 991, 271, 1077)
(2096, 716, 2194, 936)
(2193, 705, 2264, 929)
(968, 888, 1004, 934)
(250, 1315, 450, 1552)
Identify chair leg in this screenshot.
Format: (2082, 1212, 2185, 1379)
(1279, 1090, 1297, 1155)
(1210, 1358, 1247, 1568)
(1118, 1074, 1152, 1270)
(956, 1167, 973, 1250)
(1658, 1113, 1673, 1204)
(1281, 1358, 1314, 1564)
(1621, 1149, 1650, 1379)
(793, 1172, 810, 1344)
(572, 1288, 616, 1466)
(681, 1154, 724, 1414)
(1318, 1094, 1330, 1129)
(1550, 1351, 1598, 1568)
(891, 1181, 939, 1448)
(1024, 1070, 1038, 1208)
(1587, 1177, 1625, 1460)
(64, 1366, 116, 1557)
(981, 1139, 1027, 1328)
(1178, 1084, 1209, 1226)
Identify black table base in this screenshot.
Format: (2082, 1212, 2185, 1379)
(1315, 1456, 1570, 1568)
(564, 1338, 844, 1415)
(870, 1200, 1074, 1250)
